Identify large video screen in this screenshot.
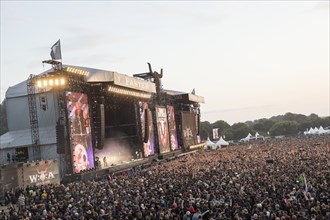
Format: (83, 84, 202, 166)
(156, 106, 170, 154)
(66, 92, 94, 173)
(181, 112, 197, 148)
(167, 105, 179, 150)
(139, 102, 155, 157)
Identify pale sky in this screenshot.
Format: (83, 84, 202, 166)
(1, 1, 329, 125)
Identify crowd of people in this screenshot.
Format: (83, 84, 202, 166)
(1, 135, 329, 220)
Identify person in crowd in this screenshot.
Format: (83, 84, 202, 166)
(1, 135, 329, 220)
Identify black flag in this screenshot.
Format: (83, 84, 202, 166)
(50, 40, 62, 60)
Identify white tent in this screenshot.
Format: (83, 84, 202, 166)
(318, 126, 330, 134)
(215, 137, 229, 147)
(255, 132, 264, 140)
(240, 133, 252, 143)
(304, 126, 330, 135)
(206, 137, 216, 150)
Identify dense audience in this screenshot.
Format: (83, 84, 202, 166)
(1, 135, 330, 220)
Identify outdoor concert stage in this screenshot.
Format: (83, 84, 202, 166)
(0, 61, 205, 188)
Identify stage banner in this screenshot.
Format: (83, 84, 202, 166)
(139, 102, 155, 157)
(66, 92, 95, 173)
(21, 160, 60, 187)
(156, 106, 170, 154)
(167, 105, 179, 150)
(213, 128, 219, 140)
(181, 112, 197, 148)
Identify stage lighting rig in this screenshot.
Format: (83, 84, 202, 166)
(65, 67, 89, 77)
(108, 85, 152, 100)
(36, 77, 66, 88)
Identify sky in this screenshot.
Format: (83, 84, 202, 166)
(1, 1, 329, 125)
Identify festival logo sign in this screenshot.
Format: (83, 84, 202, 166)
(139, 102, 155, 157)
(23, 160, 60, 187)
(181, 112, 197, 148)
(156, 106, 170, 154)
(66, 92, 94, 173)
(167, 105, 178, 150)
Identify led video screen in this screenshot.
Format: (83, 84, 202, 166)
(66, 92, 94, 173)
(181, 112, 197, 148)
(139, 102, 155, 157)
(167, 105, 178, 150)
(156, 106, 170, 154)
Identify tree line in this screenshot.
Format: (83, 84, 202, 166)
(1, 100, 329, 142)
(0, 99, 8, 136)
(200, 112, 330, 141)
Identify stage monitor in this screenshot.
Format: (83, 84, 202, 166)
(66, 92, 95, 173)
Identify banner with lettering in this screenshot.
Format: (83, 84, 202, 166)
(156, 106, 170, 154)
(181, 112, 197, 148)
(22, 160, 60, 187)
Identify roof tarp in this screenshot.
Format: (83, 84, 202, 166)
(0, 126, 56, 150)
(6, 64, 156, 99)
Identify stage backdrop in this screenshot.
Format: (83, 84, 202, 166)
(181, 112, 197, 149)
(66, 92, 94, 173)
(167, 105, 178, 150)
(156, 106, 170, 154)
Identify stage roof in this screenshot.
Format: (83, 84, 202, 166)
(0, 126, 56, 150)
(164, 89, 205, 104)
(6, 64, 156, 99)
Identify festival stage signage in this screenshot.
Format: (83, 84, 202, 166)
(139, 102, 155, 157)
(167, 105, 178, 150)
(181, 112, 197, 148)
(66, 92, 94, 173)
(156, 106, 170, 154)
(21, 160, 60, 187)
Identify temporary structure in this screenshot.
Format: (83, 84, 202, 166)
(255, 132, 264, 140)
(206, 137, 216, 149)
(215, 136, 229, 147)
(304, 126, 330, 135)
(240, 133, 252, 143)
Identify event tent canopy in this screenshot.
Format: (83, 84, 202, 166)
(215, 137, 229, 147)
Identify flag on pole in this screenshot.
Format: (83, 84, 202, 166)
(299, 173, 308, 192)
(212, 128, 219, 139)
(50, 40, 62, 60)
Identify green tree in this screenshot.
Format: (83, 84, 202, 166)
(319, 116, 330, 128)
(0, 99, 8, 135)
(231, 122, 252, 140)
(253, 118, 275, 133)
(200, 121, 212, 140)
(270, 120, 299, 136)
